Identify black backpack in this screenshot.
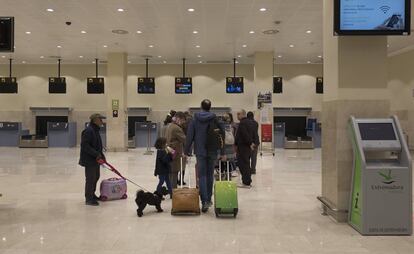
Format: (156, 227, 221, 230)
(206, 118, 223, 152)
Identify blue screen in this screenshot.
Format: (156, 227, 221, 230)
(340, 0, 406, 30)
(175, 83, 192, 94)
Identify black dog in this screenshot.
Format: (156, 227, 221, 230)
(135, 187, 169, 217)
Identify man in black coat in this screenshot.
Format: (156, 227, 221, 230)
(247, 111, 260, 174)
(79, 113, 106, 206)
(235, 110, 255, 188)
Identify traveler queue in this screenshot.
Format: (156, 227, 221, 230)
(79, 99, 260, 212)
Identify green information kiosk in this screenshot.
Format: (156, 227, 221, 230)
(349, 116, 412, 235)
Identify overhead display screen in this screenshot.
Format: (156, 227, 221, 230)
(226, 77, 244, 94)
(175, 77, 192, 94)
(358, 123, 397, 141)
(334, 0, 410, 35)
(137, 77, 155, 94)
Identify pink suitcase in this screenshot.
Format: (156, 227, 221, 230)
(99, 178, 128, 201)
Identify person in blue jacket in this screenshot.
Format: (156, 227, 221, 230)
(79, 113, 105, 206)
(185, 99, 225, 213)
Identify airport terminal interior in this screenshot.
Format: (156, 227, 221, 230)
(1, 0, 414, 253)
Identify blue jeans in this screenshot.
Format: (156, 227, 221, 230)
(196, 154, 217, 203)
(157, 174, 172, 195)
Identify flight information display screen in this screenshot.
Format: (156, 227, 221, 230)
(138, 77, 155, 94)
(226, 77, 244, 94)
(358, 123, 397, 140)
(175, 77, 192, 94)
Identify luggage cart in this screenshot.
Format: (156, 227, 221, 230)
(260, 123, 275, 156)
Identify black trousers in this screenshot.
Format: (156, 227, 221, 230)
(251, 147, 258, 173)
(85, 164, 100, 201)
(237, 145, 252, 185)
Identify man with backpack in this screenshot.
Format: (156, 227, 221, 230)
(185, 99, 225, 213)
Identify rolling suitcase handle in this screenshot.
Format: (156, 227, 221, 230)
(179, 157, 192, 188)
(218, 160, 230, 182)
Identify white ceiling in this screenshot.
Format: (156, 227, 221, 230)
(0, 0, 413, 65)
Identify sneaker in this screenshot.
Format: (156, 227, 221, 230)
(231, 171, 238, 177)
(238, 183, 252, 189)
(93, 195, 100, 201)
(206, 201, 213, 208)
(85, 200, 99, 206)
(201, 203, 209, 213)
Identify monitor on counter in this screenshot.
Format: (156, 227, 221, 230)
(334, 0, 411, 36)
(358, 123, 397, 141)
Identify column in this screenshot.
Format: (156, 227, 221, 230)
(106, 52, 128, 152)
(321, 0, 390, 221)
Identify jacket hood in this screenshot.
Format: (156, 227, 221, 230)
(194, 111, 216, 122)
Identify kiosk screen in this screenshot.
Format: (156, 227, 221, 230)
(358, 123, 396, 140)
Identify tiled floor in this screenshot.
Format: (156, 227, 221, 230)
(0, 148, 413, 254)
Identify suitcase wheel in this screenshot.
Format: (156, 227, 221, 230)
(233, 208, 238, 218)
(100, 195, 108, 201)
(215, 208, 220, 218)
(121, 194, 128, 199)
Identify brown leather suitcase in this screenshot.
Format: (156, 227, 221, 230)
(171, 158, 200, 215)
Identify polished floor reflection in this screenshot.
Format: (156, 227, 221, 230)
(0, 148, 413, 254)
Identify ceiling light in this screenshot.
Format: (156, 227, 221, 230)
(1, 56, 5, 58)
(57, 45, 62, 48)
(81, 30, 87, 34)
(259, 8, 267, 12)
(47, 8, 54, 12)
(242, 44, 247, 48)
(307, 61, 311, 64)
(40, 56, 44, 58)
(387, 44, 390, 48)
(128, 61, 131, 64)
(237, 55, 242, 58)
(79, 56, 83, 58)
(249, 31, 255, 34)
(198, 61, 203, 63)
(148, 45, 154, 48)
(163, 60, 167, 64)
(318, 55, 322, 58)
(117, 8, 125, 12)
(22, 61, 26, 64)
(158, 55, 162, 58)
(187, 8, 195, 12)
(25, 31, 31, 34)
(235, 61, 239, 64)
(306, 30, 312, 34)
(197, 55, 202, 58)
(92, 61, 95, 64)
(278, 55, 282, 58)
(195, 45, 200, 48)
(103, 45, 108, 48)
(136, 30, 142, 34)
(193, 30, 198, 34)
(289, 44, 294, 48)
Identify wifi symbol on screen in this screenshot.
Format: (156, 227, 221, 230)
(379, 5, 391, 14)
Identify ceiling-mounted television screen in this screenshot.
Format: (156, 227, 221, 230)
(175, 77, 192, 94)
(0, 77, 17, 93)
(49, 77, 66, 94)
(138, 77, 155, 94)
(87, 77, 105, 94)
(226, 77, 244, 94)
(334, 0, 411, 36)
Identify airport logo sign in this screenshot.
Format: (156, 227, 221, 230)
(371, 170, 404, 191)
(379, 170, 395, 184)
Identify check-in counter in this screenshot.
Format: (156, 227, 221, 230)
(274, 122, 285, 148)
(0, 122, 28, 147)
(48, 122, 77, 147)
(135, 122, 157, 148)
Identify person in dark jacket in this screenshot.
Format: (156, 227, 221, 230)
(79, 113, 106, 206)
(185, 99, 225, 213)
(154, 137, 174, 198)
(247, 111, 260, 174)
(235, 110, 255, 188)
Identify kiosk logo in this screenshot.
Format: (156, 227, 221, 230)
(379, 170, 395, 184)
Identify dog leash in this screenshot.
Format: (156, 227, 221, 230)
(98, 159, 150, 192)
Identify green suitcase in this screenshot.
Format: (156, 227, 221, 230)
(214, 161, 238, 218)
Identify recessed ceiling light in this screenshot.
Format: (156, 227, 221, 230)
(235, 61, 239, 64)
(117, 8, 125, 12)
(307, 61, 311, 64)
(193, 30, 198, 34)
(249, 31, 255, 34)
(158, 55, 162, 58)
(237, 55, 242, 58)
(79, 56, 83, 58)
(1, 56, 5, 58)
(148, 45, 154, 48)
(92, 61, 95, 64)
(128, 61, 131, 64)
(25, 31, 31, 34)
(47, 8, 54, 12)
(187, 8, 195, 12)
(289, 44, 294, 48)
(318, 55, 322, 58)
(242, 44, 247, 48)
(259, 8, 267, 12)
(40, 56, 44, 58)
(57, 45, 62, 48)
(136, 30, 142, 34)
(81, 30, 87, 34)
(163, 60, 167, 64)
(198, 61, 203, 63)
(277, 55, 282, 58)
(387, 44, 390, 48)
(197, 55, 202, 58)
(22, 61, 26, 64)
(306, 30, 312, 34)
(103, 45, 108, 48)
(195, 45, 200, 48)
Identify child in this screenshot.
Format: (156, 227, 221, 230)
(154, 137, 175, 198)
